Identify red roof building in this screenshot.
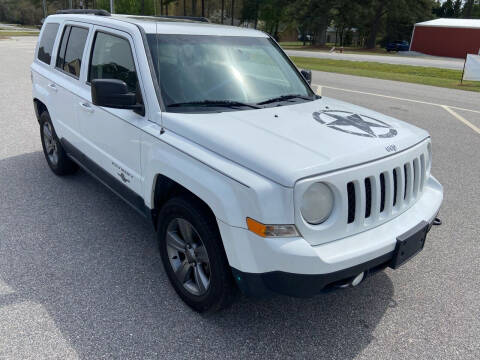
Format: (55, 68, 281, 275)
(410, 18, 480, 59)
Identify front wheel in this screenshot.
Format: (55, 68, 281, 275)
(39, 111, 77, 176)
(157, 195, 236, 312)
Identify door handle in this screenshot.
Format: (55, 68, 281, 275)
(48, 83, 58, 92)
(79, 102, 94, 113)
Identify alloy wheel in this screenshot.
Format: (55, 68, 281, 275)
(42, 122, 59, 166)
(166, 218, 211, 296)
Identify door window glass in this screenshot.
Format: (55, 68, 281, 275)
(56, 25, 89, 78)
(89, 32, 138, 93)
(37, 23, 59, 64)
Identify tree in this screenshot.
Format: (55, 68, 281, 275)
(463, 0, 475, 18)
(290, 0, 336, 45)
(221, 0, 224, 23)
(434, 0, 463, 18)
(332, 0, 362, 46)
(384, 0, 434, 44)
(357, 0, 435, 49)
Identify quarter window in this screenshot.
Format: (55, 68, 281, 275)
(37, 23, 59, 65)
(89, 32, 138, 93)
(56, 25, 89, 78)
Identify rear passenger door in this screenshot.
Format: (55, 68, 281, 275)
(76, 27, 145, 206)
(49, 22, 91, 149)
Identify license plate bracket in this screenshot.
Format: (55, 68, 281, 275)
(390, 221, 429, 269)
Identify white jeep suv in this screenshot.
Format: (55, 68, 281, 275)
(32, 10, 443, 312)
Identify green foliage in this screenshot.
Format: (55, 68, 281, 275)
(1, 0, 478, 45)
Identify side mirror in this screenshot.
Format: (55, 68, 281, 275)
(91, 79, 142, 112)
(300, 69, 312, 85)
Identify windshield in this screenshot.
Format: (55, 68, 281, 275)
(146, 34, 314, 112)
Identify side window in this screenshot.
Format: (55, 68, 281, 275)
(89, 32, 138, 93)
(56, 26, 71, 69)
(37, 23, 59, 64)
(56, 25, 89, 78)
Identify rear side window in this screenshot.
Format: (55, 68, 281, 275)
(88, 32, 138, 93)
(56, 25, 89, 78)
(37, 23, 59, 64)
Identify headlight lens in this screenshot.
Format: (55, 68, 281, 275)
(301, 182, 334, 225)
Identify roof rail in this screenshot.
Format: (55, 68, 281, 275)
(155, 15, 210, 23)
(56, 9, 111, 16)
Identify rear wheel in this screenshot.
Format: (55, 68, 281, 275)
(39, 111, 77, 176)
(157, 195, 236, 312)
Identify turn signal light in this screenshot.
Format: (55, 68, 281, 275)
(246, 218, 300, 238)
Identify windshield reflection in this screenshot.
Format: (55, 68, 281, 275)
(147, 34, 313, 111)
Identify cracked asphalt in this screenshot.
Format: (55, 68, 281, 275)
(0, 36, 479, 359)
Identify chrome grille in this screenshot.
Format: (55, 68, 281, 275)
(346, 154, 427, 227)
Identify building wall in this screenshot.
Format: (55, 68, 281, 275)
(411, 26, 480, 58)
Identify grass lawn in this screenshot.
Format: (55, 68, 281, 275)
(291, 57, 480, 93)
(280, 42, 395, 56)
(0, 31, 39, 37)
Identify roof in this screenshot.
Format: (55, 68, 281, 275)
(48, 13, 267, 38)
(415, 18, 480, 29)
(116, 15, 267, 37)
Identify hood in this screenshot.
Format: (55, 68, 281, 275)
(162, 97, 429, 187)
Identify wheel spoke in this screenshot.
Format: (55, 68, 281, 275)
(177, 218, 193, 244)
(194, 245, 209, 264)
(51, 151, 58, 164)
(44, 140, 53, 153)
(166, 231, 186, 253)
(193, 265, 209, 294)
(43, 124, 53, 140)
(175, 261, 192, 284)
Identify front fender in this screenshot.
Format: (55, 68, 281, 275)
(140, 126, 294, 229)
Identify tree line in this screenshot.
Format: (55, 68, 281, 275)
(1, 0, 479, 48)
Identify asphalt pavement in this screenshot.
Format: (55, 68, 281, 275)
(285, 49, 466, 70)
(0, 36, 479, 360)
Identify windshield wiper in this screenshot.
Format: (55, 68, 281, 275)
(256, 94, 312, 105)
(168, 100, 261, 109)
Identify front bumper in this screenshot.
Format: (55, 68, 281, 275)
(218, 176, 443, 297)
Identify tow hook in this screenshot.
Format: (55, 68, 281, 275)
(433, 217, 442, 226)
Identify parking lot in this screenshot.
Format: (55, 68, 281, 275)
(0, 36, 479, 359)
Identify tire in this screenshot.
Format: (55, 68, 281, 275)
(39, 111, 77, 176)
(157, 195, 236, 313)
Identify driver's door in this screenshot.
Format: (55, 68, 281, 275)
(76, 26, 145, 204)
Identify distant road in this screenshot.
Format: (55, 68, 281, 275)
(285, 49, 465, 70)
(0, 23, 39, 32)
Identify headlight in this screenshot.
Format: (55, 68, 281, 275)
(301, 182, 334, 225)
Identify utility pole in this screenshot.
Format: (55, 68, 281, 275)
(110, 0, 114, 13)
(42, 0, 47, 18)
(231, 0, 234, 26)
(221, 0, 224, 24)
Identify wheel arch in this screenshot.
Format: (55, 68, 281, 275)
(33, 98, 48, 123)
(150, 173, 219, 231)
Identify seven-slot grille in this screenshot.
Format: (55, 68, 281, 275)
(346, 153, 427, 225)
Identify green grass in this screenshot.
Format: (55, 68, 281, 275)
(280, 42, 396, 56)
(0, 31, 39, 37)
(291, 57, 480, 93)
